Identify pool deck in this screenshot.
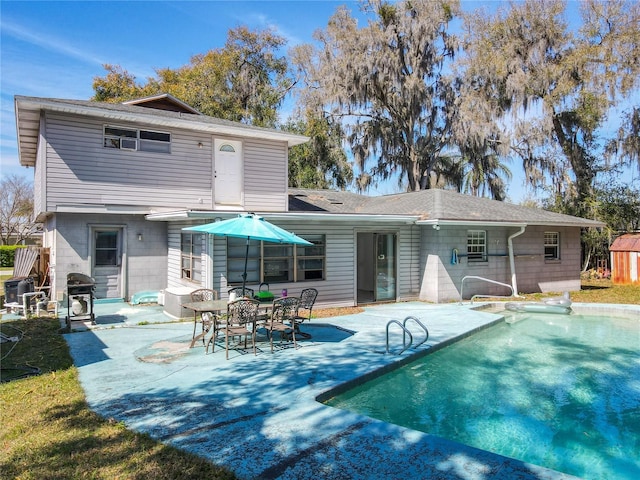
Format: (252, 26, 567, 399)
(55, 300, 639, 479)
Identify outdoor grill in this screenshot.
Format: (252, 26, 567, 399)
(66, 272, 96, 327)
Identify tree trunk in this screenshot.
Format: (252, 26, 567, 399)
(551, 114, 596, 215)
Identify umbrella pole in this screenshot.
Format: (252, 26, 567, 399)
(242, 236, 249, 293)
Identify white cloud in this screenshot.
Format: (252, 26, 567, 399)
(1, 18, 107, 67)
(2, 60, 95, 99)
(236, 11, 304, 46)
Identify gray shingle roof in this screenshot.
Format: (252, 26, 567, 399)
(288, 188, 604, 227)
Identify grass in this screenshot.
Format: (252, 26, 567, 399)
(515, 278, 640, 305)
(1, 279, 637, 479)
(0, 318, 236, 480)
(0, 268, 13, 299)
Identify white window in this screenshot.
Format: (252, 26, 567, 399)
(226, 235, 326, 285)
(295, 235, 326, 281)
(544, 232, 560, 260)
(219, 143, 236, 152)
(181, 233, 202, 283)
(104, 126, 171, 153)
(467, 230, 487, 262)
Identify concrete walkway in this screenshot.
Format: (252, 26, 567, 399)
(62, 301, 581, 480)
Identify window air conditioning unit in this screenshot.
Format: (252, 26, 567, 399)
(121, 138, 137, 150)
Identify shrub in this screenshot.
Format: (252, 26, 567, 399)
(0, 246, 27, 268)
(580, 268, 611, 280)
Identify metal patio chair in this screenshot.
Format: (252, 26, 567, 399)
(264, 296, 300, 352)
(227, 286, 255, 299)
(293, 288, 318, 338)
(189, 288, 219, 347)
(220, 298, 260, 360)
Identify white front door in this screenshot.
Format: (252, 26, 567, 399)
(214, 139, 243, 205)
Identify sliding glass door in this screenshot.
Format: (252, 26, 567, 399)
(357, 232, 396, 303)
(375, 233, 396, 301)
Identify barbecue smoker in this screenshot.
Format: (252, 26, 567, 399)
(66, 273, 96, 327)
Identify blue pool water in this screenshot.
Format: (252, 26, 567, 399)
(326, 312, 640, 479)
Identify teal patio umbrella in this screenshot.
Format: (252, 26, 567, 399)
(183, 214, 312, 292)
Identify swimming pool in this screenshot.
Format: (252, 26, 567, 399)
(325, 310, 640, 479)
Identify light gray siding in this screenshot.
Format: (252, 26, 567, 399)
(513, 225, 582, 293)
(44, 112, 212, 210)
(41, 113, 290, 213)
(47, 213, 167, 302)
(169, 219, 422, 309)
(243, 139, 288, 211)
(126, 218, 168, 296)
(398, 224, 422, 301)
(167, 221, 197, 291)
(420, 225, 583, 302)
(253, 220, 421, 307)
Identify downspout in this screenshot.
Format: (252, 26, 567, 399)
(508, 226, 526, 296)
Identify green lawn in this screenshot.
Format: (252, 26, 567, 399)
(0, 268, 13, 297)
(519, 278, 639, 305)
(0, 317, 236, 479)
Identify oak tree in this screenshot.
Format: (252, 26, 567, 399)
(93, 26, 292, 127)
(459, 0, 640, 214)
(293, 0, 461, 192)
(283, 110, 353, 189)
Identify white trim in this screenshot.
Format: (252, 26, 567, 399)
(145, 210, 420, 223)
(16, 97, 308, 167)
(417, 219, 527, 227)
(417, 219, 598, 228)
(56, 204, 153, 215)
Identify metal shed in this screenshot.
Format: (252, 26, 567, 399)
(610, 234, 640, 285)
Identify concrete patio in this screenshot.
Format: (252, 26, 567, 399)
(61, 300, 581, 480)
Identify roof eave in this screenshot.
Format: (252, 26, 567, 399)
(417, 219, 605, 228)
(147, 211, 605, 228)
(146, 210, 420, 223)
(417, 220, 528, 228)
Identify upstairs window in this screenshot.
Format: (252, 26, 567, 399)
(104, 126, 171, 153)
(467, 230, 487, 262)
(544, 232, 560, 260)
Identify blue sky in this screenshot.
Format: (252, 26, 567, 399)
(1, 1, 352, 178)
(1, 1, 637, 202)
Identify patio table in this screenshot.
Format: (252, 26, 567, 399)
(182, 299, 228, 347)
(182, 299, 276, 348)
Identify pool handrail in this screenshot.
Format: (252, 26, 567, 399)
(386, 319, 413, 355)
(460, 275, 523, 304)
(403, 316, 429, 349)
(386, 316, 430, 355)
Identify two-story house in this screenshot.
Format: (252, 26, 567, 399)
(14, 94, 603, 312)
